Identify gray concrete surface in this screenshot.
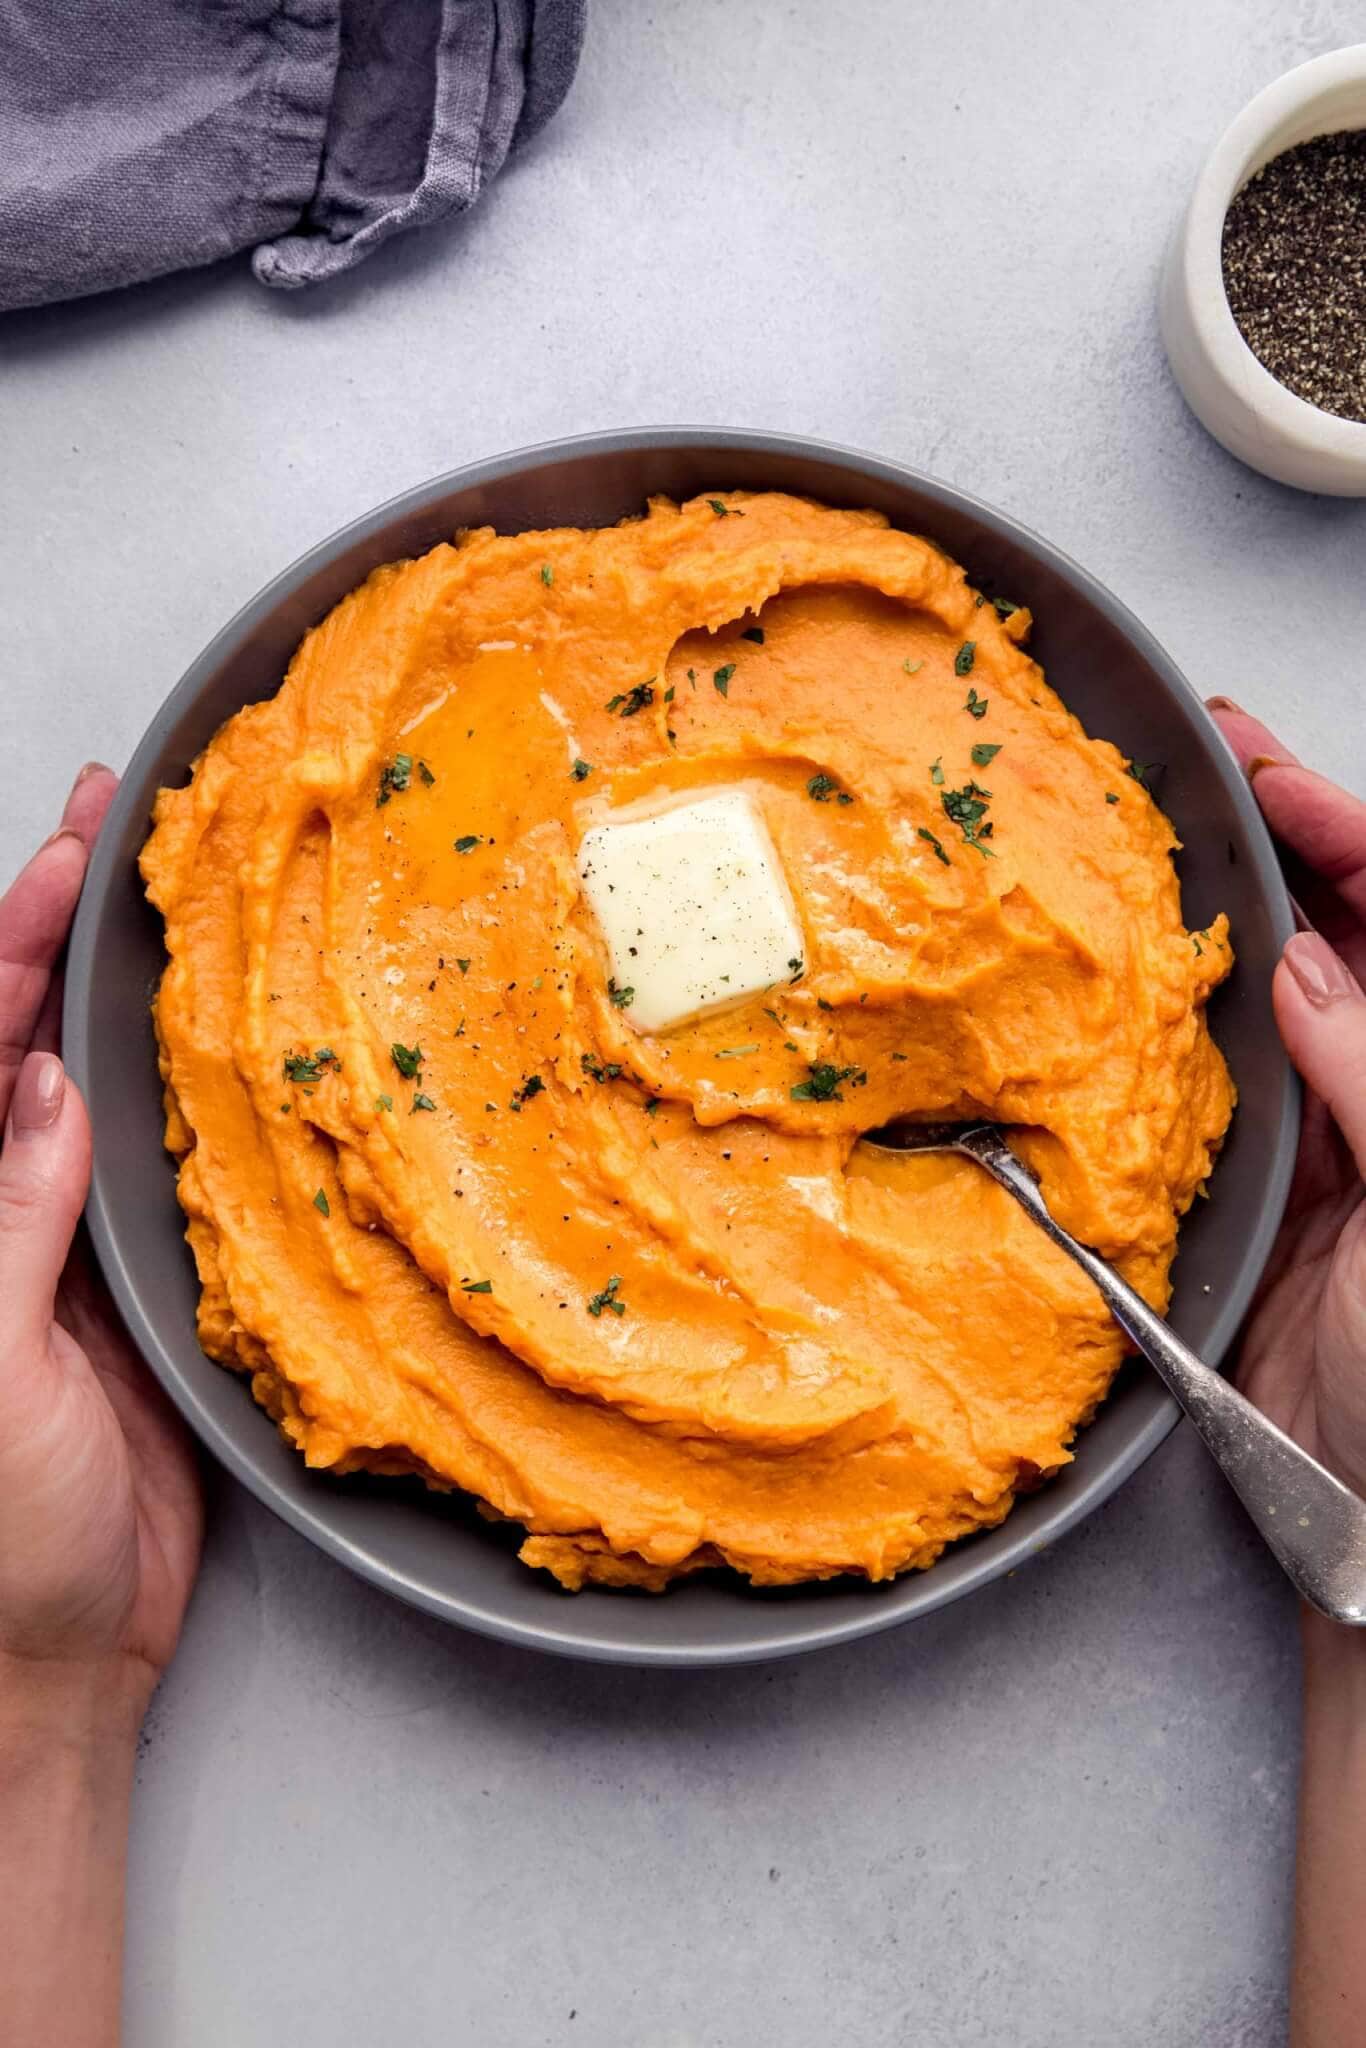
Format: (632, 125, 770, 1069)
(2, 3, 1363, 2042)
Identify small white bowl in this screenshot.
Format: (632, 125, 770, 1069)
(1161, 45, 1366, 495)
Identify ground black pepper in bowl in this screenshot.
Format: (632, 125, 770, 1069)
(1221, 129, 1366, 424)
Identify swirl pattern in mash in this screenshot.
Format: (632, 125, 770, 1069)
(142, 492, 1234, 1590)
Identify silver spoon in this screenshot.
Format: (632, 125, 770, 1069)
(864, 1119, 1366, 1625)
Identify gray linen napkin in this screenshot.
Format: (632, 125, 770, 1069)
(0, 0, 585, 311)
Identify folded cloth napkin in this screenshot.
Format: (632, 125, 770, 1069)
(0, 0, 585, 310)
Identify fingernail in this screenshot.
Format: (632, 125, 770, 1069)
(1283, 933, 1359, 1007)
(1246, 753, 1287, 782)
(1206, 695, 1243, 713)
(11, 1051, 66, 1134)
(76, 760, 111, 784)
(40, 825, 84, 853)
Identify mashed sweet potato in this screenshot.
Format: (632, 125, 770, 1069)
(142, 491, 1234, 1590)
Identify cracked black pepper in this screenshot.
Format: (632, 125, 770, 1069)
(1221, 129, 1366, 424)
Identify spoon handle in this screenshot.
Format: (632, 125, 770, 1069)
(960, 1126, 1366, 1625)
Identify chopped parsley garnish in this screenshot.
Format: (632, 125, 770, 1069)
(816, 997, 834, 1011)
(377, 753, 413, 805)
(918, 825, 951, 866)
(742, 626, 765, 644)
(707, 498, 730, 517)
(992, 597, 1020, 619)
(942, 780, 996, 857)
(456, 957, 471, 974)
(787, 956, 804, 981)
(805, 770, 853, 805)
(791, 1061, 866, 1103)
(571, 758, 592, 781)
(1105, 791, 1120, 805)
(903, 657, 924, 675)
(462, 1278, 493, 1294)
(374, 1093, 394, 1113)
(581, 1052, 624, 1083)
(509, 1074, 545, 1112)
(541, 563, 553, 586)
(1192, 932, 1205, 956)
(411, 1092, 436, 1112)
(453, 834, 483, 853)
(587, 1275, 626, 1317)
(955, 642, 977, 676)
(1127, 760, 1160, 790)
(390, 1041, 423, 1079)
(607, 978, 634, 1009)
(970, 742, 1002, 768)
(312, 1188, 330, 1217)
(929, 758, 945, 786)
(283, 1047, 340, 1084)
(605, 681, 655, 717)
(716, 1044, 759, 1059)
(376, 755, 434, 802)
(644, 1096, 661, 1115)
(713, 663, 735, 697)
(964, 687, 988, 719)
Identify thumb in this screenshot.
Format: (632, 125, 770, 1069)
(0, 1053, 91, 1355)
(1275, 934, 1366, 1175)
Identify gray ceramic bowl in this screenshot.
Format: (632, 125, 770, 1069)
(64, 429, 1299, 1667)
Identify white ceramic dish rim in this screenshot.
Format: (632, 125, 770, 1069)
(1180, 44, 1366, 464)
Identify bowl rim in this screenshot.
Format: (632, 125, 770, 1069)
(63, 426, 1301, 1665)
(1181, 43, 1366, 458)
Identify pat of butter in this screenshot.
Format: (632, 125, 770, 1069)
(578, 791, 805, 1034)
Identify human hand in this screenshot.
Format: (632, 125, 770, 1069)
(1209, 703, 1366, 1505)
(0, 768, 203, 1717)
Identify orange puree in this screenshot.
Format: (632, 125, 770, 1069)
(142, 492, 1234, 1591)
